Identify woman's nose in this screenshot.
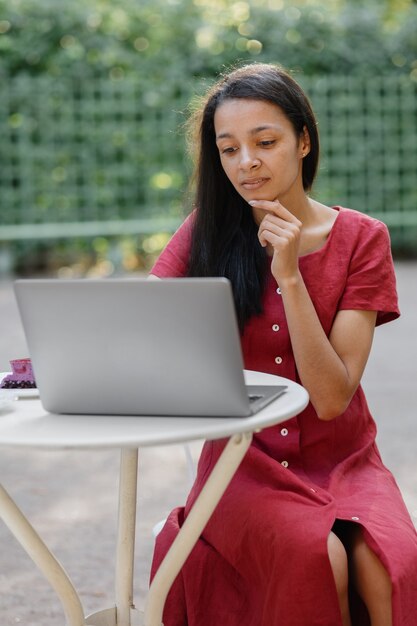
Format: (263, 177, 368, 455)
(239, 147, 260, 170)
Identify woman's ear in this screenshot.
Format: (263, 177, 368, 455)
(299, 125, 311, 158)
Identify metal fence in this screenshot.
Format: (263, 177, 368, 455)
(0, 73, 416, 259)
(305, 74, 417, 244)
(0, 75, 190, 242)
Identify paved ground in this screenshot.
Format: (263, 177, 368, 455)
(0, 264, 416, 625)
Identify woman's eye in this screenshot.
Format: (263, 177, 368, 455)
(221, 146, 237, 154)
(259, 140, 275, 147)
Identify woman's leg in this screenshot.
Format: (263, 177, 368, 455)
(328, 531, 352, 626)
(348, 526, 392, 626)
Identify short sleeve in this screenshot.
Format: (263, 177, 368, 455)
(149, 212, 194, 278)
(338, 218, 400, 326)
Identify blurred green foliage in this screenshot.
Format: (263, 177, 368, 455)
(1, 0, 417, 80)
(1, 0, 417, 274)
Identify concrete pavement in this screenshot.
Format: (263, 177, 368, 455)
(0, 263, 416, 625)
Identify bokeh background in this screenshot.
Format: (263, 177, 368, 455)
(1, 0, 417, 277)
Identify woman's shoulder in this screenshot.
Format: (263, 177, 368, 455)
(149, 211, 196, 278)
(299, 204, 389, 261)
(161, 210, 196, 249)
(335, 206, 388, 232)
(331, 207, 399, 326)
(331, 206, 391, 251)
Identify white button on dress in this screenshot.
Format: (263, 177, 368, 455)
(276, 287, 281, 295)
(272, 324, 280, 332)
(281, 461, 289, 468)
(351, 516, 360, 521)
(275, 356, 282, 365)
(280, 428, 288, 436)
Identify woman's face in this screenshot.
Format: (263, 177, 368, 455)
(214, 98, 309, 212)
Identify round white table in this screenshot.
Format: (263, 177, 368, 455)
(0, 370, 308, 626)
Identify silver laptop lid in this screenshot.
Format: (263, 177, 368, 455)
(14, 278, 253, 416)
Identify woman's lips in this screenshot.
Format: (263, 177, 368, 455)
(241, 177, 269, 190)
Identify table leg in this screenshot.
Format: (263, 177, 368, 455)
(0, 483, 86, 626)
(144, 432, 253, 626)
(85, 447, 140, 626)
(115, 448, 139, 626)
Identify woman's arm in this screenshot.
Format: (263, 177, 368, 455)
(255, 198, 377, 421)
(279, 276, 376, 420)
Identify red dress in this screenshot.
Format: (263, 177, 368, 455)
(149, 206, 417, 626)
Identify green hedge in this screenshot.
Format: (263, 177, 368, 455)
(1, 0, 417, 273)
(1, 72, 416, 245)
(1, 0, 417, 79)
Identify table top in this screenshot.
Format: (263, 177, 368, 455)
(0, 370, 309, 449)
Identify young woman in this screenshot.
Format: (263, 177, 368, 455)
(148, 63, 417, 626)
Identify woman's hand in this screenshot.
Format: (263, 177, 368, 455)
(250, 199, 302, 286)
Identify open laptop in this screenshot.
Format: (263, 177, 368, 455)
(14, 278, 287, 417)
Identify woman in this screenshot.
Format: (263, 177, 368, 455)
(149, 63, 417, 626)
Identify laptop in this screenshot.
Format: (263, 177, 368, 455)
(14, 278, 287, 417)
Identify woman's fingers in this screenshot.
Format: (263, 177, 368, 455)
(259, 224, 299, 250)
(259, 229, 286, 249)
(249, 198, 302, 227)
(258, 215, 301, 247)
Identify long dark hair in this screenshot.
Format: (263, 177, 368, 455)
(187, 63, 320, 331)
